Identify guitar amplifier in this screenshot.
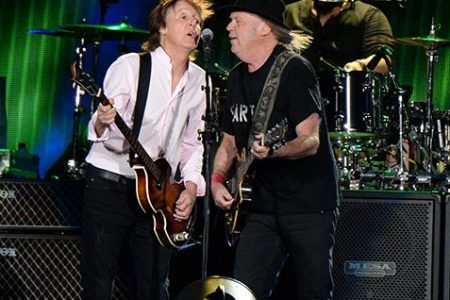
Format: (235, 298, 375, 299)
(0, 232, 128, 299)
(0, 180, 129, 299)
(0, 179, 83, 229)
(333, 190, 442, 300)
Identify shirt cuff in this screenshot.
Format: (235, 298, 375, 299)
(183, 172, 206, 197)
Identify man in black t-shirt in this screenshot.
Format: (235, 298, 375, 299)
(285, 0, 394, 73)
(211, 0, 340, 299)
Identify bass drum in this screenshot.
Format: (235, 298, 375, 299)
(317, 71, 389, 136)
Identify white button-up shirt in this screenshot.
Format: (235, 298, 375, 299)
(86, 47, 206, 196)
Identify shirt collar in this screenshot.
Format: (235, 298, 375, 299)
(153, 46, 194, 77)
(154, 46, 172, 67)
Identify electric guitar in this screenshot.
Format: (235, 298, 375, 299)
(71, 63, 194, 249)
(225, 119, 288, 246)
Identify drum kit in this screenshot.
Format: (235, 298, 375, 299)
(322, 21, 450, 191)
(29, 19, 149, 178)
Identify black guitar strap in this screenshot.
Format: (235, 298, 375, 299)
(247, 50, 297, 149)
(129, 52, 152, 166)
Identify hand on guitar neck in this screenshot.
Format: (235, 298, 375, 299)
(250, 133, 273, 160)
(94, 98, 116, 137)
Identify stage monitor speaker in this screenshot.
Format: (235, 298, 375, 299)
(333, 190, 442, 300)
(176, 276, 257, 300)
(0, 233, 128, 299)
(0, 180, 83, 229)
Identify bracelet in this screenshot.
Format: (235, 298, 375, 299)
(211, 172, 226, 185)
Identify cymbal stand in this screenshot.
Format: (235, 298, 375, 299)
(385, 60, 410, 189)
(67, 37, 87, 179)
(424, 19, 439, 173)
(396, 87, 408, 189)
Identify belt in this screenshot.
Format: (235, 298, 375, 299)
(88, 165, 133, 185)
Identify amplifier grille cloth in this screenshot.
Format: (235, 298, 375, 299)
(0, 180, 83, 228)
(0, 235, 127, 299)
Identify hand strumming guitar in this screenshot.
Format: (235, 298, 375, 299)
(174, 181, 197, 221)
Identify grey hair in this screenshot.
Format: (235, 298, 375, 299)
(266, 21, 313, 53)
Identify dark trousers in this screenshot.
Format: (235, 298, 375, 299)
(81, 165, 171, 300)
(234, 209, 338, 300)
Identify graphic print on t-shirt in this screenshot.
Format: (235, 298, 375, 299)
(230, 103, 255, 123)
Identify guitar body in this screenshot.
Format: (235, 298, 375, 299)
(133, 158, 195, 248)
(225, 175, 253, 247)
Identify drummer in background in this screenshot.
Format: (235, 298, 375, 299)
(285, 0, 394, 74)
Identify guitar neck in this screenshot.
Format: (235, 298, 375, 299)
(236, 152, 255, 182)
(97, 92, 162, 180)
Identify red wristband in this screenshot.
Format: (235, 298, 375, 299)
(211, 172, 226, 185)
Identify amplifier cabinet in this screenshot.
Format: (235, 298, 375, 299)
(0, 180, 83, 229)
(333, 190, 442, 300)
(0, 233, 127, 299)
(443, 195, 450, 300)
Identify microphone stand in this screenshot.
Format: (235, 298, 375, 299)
(200, 47, 219, 279)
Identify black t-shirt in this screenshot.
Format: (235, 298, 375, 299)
(285, 0, 394, 72)
(222, 46, 340, 214)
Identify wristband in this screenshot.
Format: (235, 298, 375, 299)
(211, 172, 226, 185)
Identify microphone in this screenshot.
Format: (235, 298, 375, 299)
(366, 45, 392, 70)
(200, 28, 214, 60)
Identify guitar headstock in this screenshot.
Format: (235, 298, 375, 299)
(71, 62, 105, 102)
(264, 118, 288, 150)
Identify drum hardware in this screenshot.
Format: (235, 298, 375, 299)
(333, 139, 384, 190)
(334, 112, 345, 132)
(436, 115, 445, 150)
(362, 112, 373, 132)
(407, 131, 434, 173)
(332, 70, 345, 131)
(396, 84, 407, 189)
(393, 19, 450, 174)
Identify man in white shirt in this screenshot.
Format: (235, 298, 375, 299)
(81, 1, 213, 299)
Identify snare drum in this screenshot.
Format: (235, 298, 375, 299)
(318, 71, 386, 135)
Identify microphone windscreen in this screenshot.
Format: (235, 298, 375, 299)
(200, 28, 214, 43)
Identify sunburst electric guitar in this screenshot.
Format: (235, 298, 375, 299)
(225, 119, 288, 246)
(71, 63, 194, 249)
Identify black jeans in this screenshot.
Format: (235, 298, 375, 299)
(81, 165, 171, 300)
(234, 209, 338, 300)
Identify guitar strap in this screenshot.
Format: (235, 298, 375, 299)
(129, 52, 152, 166)
(247, 50, 297, 149)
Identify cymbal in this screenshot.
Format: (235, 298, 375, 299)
(29, 28, 81, 38)
(393, 36, 450, 50)
(30, 20, 149, 41)
(59, 20, 148, 40)
(329, 131, 377, 139)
